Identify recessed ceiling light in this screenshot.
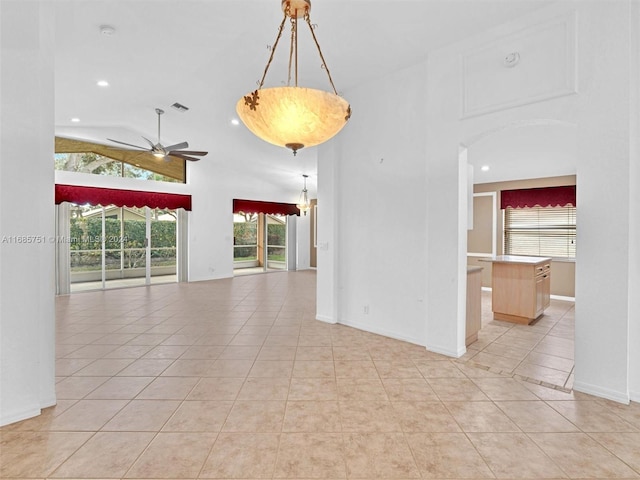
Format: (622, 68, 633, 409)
(99, 25, 116, 36)
(231, 118, 240, 126)
(70, 117, 80, 123)
(97, 80, 109, 87)
(481, 165, 490, 172)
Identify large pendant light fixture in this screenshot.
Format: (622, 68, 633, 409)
(236, 0, 351, 156)
(296, 174, 311, 215)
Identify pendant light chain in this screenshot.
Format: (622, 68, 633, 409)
(258, 10, 288, 90)
(257, 3, 338, 94)
(304, 11, 338, 95)
(295, 14, 299, 86)
(287, 13, 296, 86)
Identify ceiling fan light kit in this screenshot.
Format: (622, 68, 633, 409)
(236, 0, 351, 156)
(108, 108, 208, 162)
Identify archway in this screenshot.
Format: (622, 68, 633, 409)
(459, 119, 578, 389)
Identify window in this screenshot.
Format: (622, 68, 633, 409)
(233, 214, 258, 263)
(55, 152, 183, 183)
(504, 205, 576, 259)
(54, 136, 187, 183)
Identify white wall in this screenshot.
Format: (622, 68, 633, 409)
(628, 0, 640, 403)
(571, 2, 633, 403)
(316, 141, 338, 324)
(317, 62, 429, 345)
(0, 1, 57, 426)
(426, 2, 637, 402)
(185, 162, 311, 280)
(320, 1, 639, 403)
(296, 212, 310, 270)
(188, 166, 303, 280)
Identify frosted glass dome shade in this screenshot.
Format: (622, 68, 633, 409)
(236, 86, 351, 154)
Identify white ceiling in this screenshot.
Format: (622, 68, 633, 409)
(469, 122, 577, 184)
(54, 0, 563, 194)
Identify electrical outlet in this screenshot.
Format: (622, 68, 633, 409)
(363, 305, 369, 314)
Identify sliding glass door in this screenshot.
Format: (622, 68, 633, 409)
(150, 209, 179, 282)
(233, 213, 287, 274)
(68, 204, 177, 292)
(266, 214, 286, 270)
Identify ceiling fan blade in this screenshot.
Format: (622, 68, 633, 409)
(163, 141, 189, 151)
(107, 138, 149, 150)
(169, 153, 201, 162)
(141, 136, 156, 149)
(168, 150, 208, 156)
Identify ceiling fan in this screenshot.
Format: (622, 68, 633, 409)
(107, 108, 208, 162)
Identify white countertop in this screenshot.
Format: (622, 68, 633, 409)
(479, 255, 552, 265)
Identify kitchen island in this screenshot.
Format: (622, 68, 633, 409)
(480, 255, 551, 324)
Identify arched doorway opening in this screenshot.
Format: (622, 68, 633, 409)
(459, 119, 578, 390)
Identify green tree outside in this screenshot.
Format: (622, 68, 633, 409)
(69, 214, 176, 271)
(267, 223, 286, 262)
(233, 221, 257, 260)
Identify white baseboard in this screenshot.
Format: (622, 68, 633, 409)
(315, 314, 336, 324)
(332, 317, 468, 356)
(40, 395, 57, 410)
(424, 342, 466, 359)
(338, 318, 424, 347)
(550, 294, 575, 302)
(0, 404, 41, 427)
(573, 380, 630, 404)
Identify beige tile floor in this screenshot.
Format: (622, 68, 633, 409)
(459, 291, 576, 390)
(2, 270, 640, 479)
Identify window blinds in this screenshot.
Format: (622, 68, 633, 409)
(504, 206, 576, 258)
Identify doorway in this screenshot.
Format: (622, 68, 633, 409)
(233, 212, 288, 275)
(65, 203, 178, 292)
(461, 121, 577, 390)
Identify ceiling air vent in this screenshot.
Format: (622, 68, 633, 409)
(171, 102, 189, 112)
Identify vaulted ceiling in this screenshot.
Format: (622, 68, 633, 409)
(54, 0, 560, 194)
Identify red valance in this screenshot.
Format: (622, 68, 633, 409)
(233, 199, 300, 216)
(501, 185, 576, 209)
(55, 184, 192, 211)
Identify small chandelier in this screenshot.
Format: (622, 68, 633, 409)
(236, 0, 351, 156)
(296, 174, 311, 215)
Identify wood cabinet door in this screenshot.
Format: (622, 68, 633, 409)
(542, 272, 551, 309)
(535, 275, 545, 318)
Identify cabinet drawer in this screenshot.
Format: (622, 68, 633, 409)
(535, 263, 551, 275)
